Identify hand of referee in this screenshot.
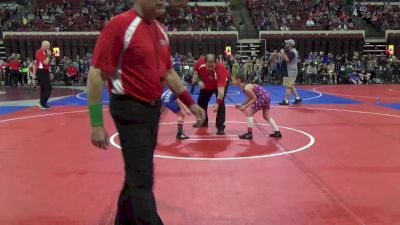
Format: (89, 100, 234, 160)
(189, 104, 206, 127)
(213, 104, 219, 113)
(91, 126, 110, 150)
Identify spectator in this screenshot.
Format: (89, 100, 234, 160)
(305, 62, 318, 84)
(359, 69, 371, 84)
(8, 54, 22, 87)
(327, 62, 337, 84)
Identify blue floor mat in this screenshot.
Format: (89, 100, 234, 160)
(0, 106, 29, 115)
(381, 103, 400, 110)
(49, 85, 362, 106)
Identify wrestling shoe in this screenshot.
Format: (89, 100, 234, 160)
(269, 131, 282, 138)
(176, 132, 190, 140)
(239, 132, 253, 140)
(193, 123, 208, 128)
(293, 98, 302, 105)
(278, 100, 289, 105)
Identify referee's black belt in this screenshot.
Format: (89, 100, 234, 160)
(111, 93, 160, 107)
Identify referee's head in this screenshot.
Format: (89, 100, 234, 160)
(205, 54, 217, 72)
(41, 41, 51, 51)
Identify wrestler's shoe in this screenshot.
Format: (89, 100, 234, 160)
(269, 131, 282, 138)
(278, 100, 289, 105)
(293, 98, 302, 105)
(193, 123, 208, 128)
(176, 132, 190, 140)
(239, 132, 252, 140)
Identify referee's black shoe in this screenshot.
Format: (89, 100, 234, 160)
(37, 103, 50, 109)
(239, 132, 252, 140)
(216, 127, 225, 135)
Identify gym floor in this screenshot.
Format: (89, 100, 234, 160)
(0, 84, 399, 225)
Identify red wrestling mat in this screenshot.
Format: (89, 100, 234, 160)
(310, 84, 400, 104)
(0, 104, 399, 225)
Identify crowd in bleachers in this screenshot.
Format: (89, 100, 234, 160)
(1, 0, 233, 32)
(172, 51, 400, 85)
(4, 0, 400, 33)
(298, 52, 399, 84)
(248, 0, 360, 31)
(0, 5, 18, 33)
(3, 0, 400, 33)
(1, 50, 399, 88)
(162, 4, 233, 31)
(353, 2, 400, 31)
(0, 53, 92, 87)
(3, 0, 125, 32)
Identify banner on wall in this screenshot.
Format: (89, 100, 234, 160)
(225, 46, 232, 56)
(53, 47, 60, 57)
(388, 45, 395, 55)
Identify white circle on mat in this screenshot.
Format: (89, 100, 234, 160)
(109, 121, 315, 161)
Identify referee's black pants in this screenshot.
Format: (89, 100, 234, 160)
(37, 69, 53, 106)
(197, 86, 228, 129)
(110, 94, 164, 225)
(10, 70, 20, 87)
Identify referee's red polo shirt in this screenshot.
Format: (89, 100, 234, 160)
(35, 49, 50, 70)
(91, 9, 172, 102)
(195, 58, 229, 90)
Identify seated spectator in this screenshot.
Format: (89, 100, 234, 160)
(319, 64, 329, 84)
(338, 23, 347, 30)
(280, 24, 289, 31)
(359, 69, 371, 84)
(304, 62, 318, 84)
(350, 71, 361, 84)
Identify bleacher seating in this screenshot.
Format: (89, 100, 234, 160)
(7, 0, 233, 32)
(248, 0, 362, 31)
(259, 32, 364, 58)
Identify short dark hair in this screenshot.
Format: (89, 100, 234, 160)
(233, 73, 247, 83)
(205, 54, 217, 63)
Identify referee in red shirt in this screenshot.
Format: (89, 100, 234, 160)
(193, 54, 229, 134)
(35, 41, 53, 109)
(87, 1, 204, 224)
(8, 54, 21, 87)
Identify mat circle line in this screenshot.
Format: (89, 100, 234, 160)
(109, 121, 315, 161)
(76, 89, 323, 104)
(76, 90, 240, 103)
(1, 106, 400, 125)
(270, 88, 322, 103)
(313, 87, 400, 100)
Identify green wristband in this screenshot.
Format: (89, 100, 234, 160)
(89, 103, 103, 127)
